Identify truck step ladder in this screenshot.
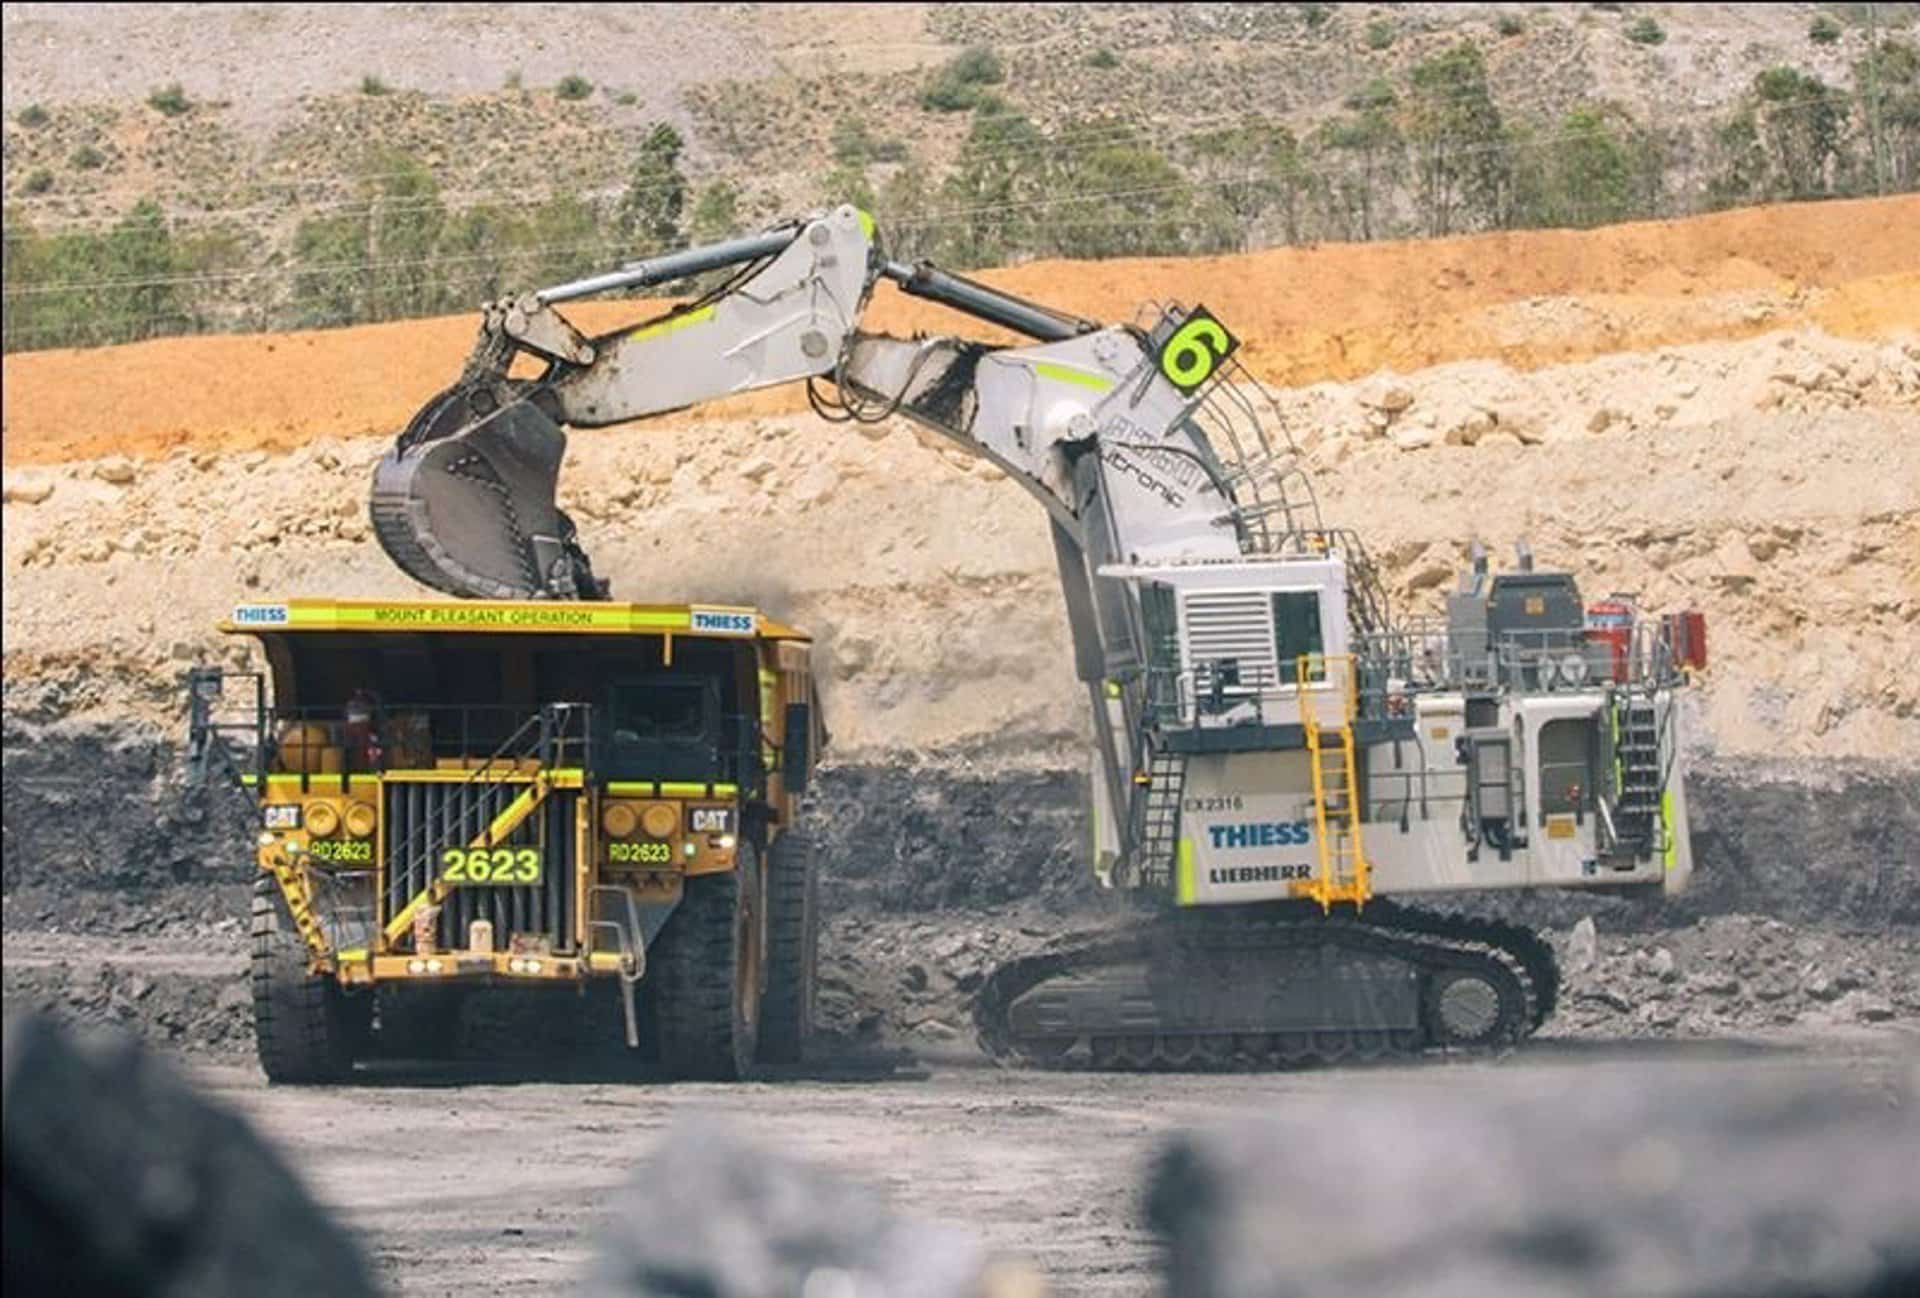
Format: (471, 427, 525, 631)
(1299, 655, 1372, 911)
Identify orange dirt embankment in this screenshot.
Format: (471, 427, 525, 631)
(4, 195, 1917, 467)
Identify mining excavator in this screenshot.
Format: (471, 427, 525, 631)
(370, 205, 1706, 1068)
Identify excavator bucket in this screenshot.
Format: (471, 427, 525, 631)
(370, 385, 607, 601)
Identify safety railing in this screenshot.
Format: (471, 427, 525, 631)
(1356, 618, 1686, 697)
(252, 702, 594, 787)
(1144, 650, 1405, 734)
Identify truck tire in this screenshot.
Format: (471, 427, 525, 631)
(651, 844, 764, 1081)
(251, 876, 364, 1084)
(757, 829, 818, 1065)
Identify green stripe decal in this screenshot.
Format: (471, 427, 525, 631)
(607, 781, 738, 798)
(1661, 789, 1676, 872)
(629, 304, 716, 342)
(1176, 838, 1197, 906)
(1035, 362, 1113, 393)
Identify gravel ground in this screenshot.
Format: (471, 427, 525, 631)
(149, 1030, 1920, 1297)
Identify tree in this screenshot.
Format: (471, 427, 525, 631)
(1710, 66, 1856, 205)
(1185, 116, 1309, 249)
(1404, 42, 1509, 235)
(1037, 118, 1192, 258)
(877, 158, 938, 261)
(1855, 38, 1920, 192)
(1311, 81, 1404, 240)
(1536, 104, 1650, 227)
(617, 123, 689, 254)
(937, 102, 1044, 266)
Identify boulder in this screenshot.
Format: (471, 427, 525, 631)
(1147, 1064, 1920, 1298)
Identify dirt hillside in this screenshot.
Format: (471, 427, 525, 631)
(4, 196, 1917, 466)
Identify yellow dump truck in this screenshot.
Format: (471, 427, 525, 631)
(187, 597, 824, 1084)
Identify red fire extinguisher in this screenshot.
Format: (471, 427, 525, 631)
(1585, 599, 1635, 683)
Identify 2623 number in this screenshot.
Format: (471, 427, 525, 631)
(441, 847, 542, 886)
(609, 841, 672, 865)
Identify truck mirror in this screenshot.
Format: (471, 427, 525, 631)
(782, 702, 811, 794)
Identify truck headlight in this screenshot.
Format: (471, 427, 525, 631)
(344, 802, 377, 839)
(305, 801, 340, 837)
(603, 802, 638, 838)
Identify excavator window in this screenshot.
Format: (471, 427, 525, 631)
(1272, 591, 1325, 682)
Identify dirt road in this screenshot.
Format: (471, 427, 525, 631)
(167, 1031, 1917, 1298)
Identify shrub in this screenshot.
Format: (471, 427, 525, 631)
(147, 83, 190, 115)
(1087, 47, 1120, 69)
(1299, 3, 1332, 29)
(920, 45, 1004, 112)
(616, 91, 637, 106)
(556, 75, 593, 101)
(1497, 15, 1525, 37)
(1628, 16, 1666, 45)
(1366, 20, 1396, 50)
(21, 168, 53, 195)
(17, 104, 49, 128)
(1810, 14, 1843, 45)
(504, 70, 523, 90)
(360, 74, 389, 96)
(70, 144, 105, 170)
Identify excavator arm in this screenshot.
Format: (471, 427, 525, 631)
(372, 205, 1292, 600)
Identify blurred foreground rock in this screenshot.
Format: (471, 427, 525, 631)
(582, 1117, 1033, 1298)
(1147, 1059, 1920, 1298)
(1, 1013, 379, 1298)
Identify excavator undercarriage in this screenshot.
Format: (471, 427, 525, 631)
(362, 204, 1702, 1072)
(976, 900, 1558, 1070)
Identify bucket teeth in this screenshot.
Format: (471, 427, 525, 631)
(370, 386, 606, 601)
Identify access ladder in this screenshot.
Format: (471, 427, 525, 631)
(1297, 654, 1372, 911)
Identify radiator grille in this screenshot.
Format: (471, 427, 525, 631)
(1182, 591, 1277, 679)
(382, 782, 577, 954)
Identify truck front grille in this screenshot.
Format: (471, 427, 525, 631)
(382, 782, 578, 955)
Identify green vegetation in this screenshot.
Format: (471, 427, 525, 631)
(616, 91, 638, 106)
(1810, 14, 1844, 45)
(147, 83, 190, 116)
(1298, 3, 1332, 30)
(1711, 66, 1856, 204)
(689, 180, 740, 242)
(360, 75, 390, 96)
(1497, 15, 1525, 38)
(1627, 17, 1666, 46)
(1406, 42, 1508, 234)
(556, 75, 594, 101)
(921, 45, 1005, 112)
(831, 116, 908, 166)
(616, 123, 689, 252)
(1366, 20, 1397, 51)
(1087, 47, 1121, 69)
(8, 16, 1919, 356)
(2, 198, 243, 350)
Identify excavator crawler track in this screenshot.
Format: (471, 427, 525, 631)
(973, 902, 1554, 1071)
